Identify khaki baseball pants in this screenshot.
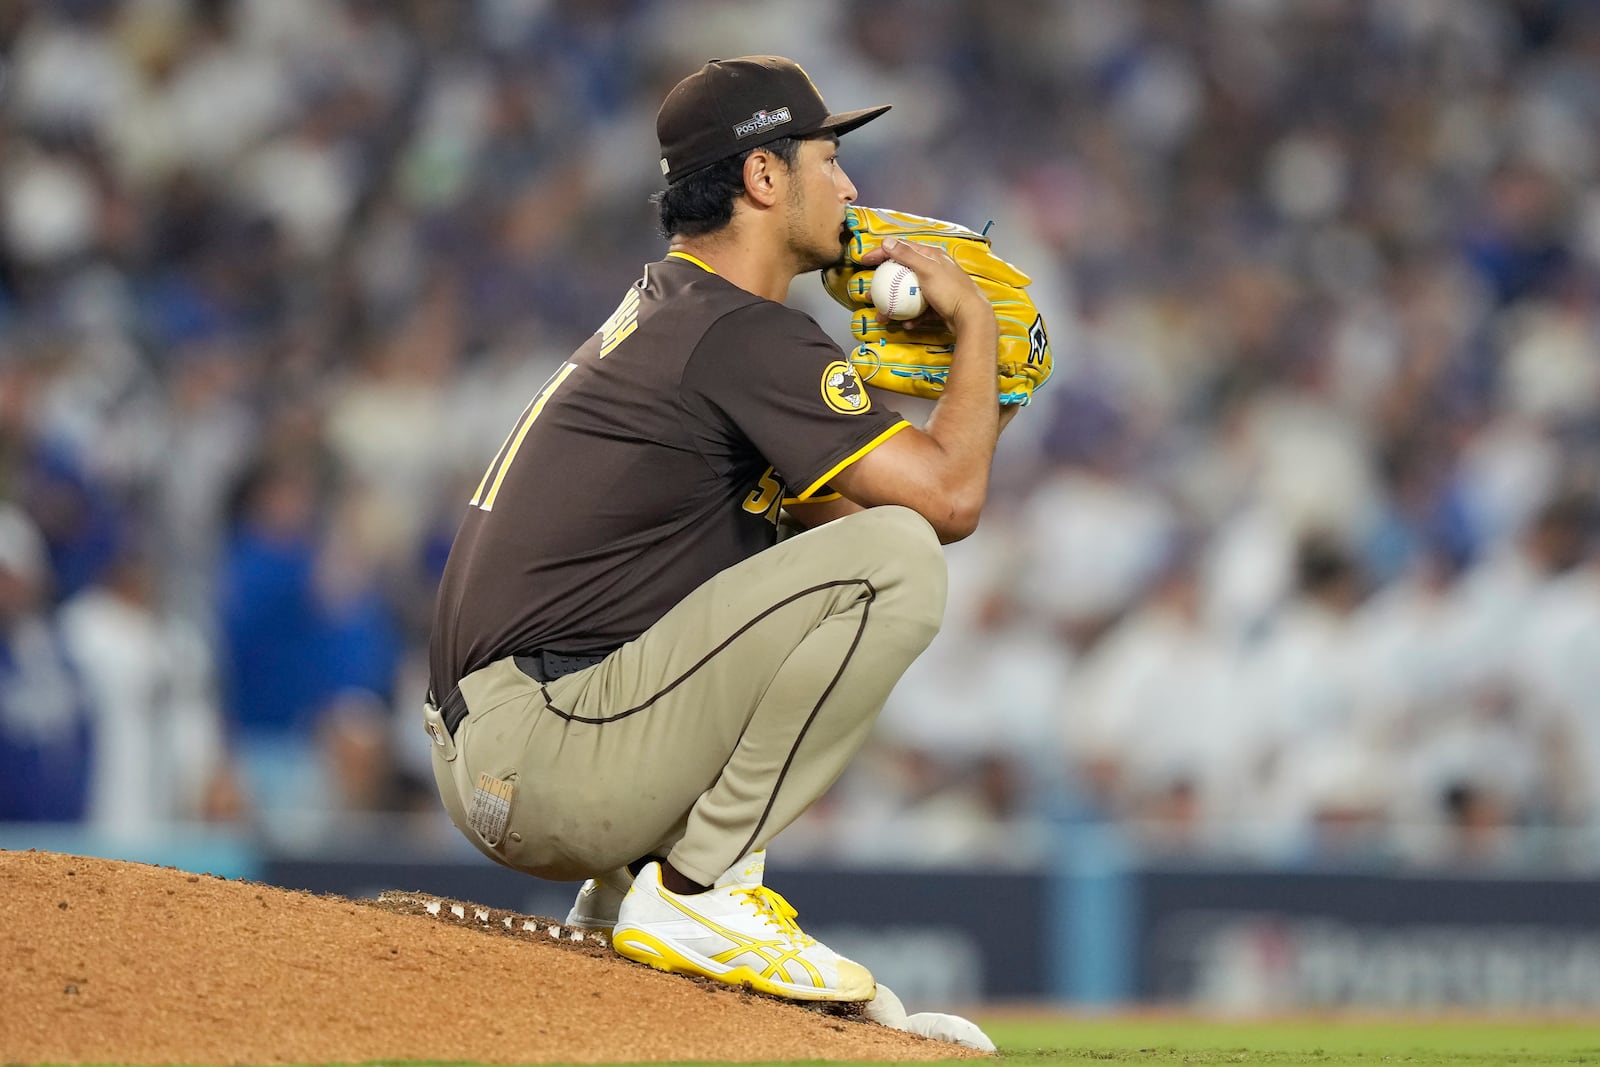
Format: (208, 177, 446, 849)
(426, 505, 946, 886)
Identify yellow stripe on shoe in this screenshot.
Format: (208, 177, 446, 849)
(610, 860, 875, 1003)
(611, 927, 875, 1002)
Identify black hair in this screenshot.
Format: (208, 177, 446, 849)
(652, 137, 801, 239)
(1294, 528, 1357, 595)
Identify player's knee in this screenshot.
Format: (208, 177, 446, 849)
(882, 500, 945, 552)
(859, 505, 947, 630)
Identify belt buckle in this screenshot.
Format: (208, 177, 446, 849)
(423, 703, 458, 761)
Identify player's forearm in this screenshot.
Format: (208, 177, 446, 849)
(919, 313, 1001, 537)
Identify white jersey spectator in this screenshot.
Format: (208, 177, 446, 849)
(59, 545, 244, 836)
(1232, 532, 1391, 859)
(1063, 544, 1248, 849)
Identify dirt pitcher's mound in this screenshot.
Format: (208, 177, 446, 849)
(0, 850, 981, 1064)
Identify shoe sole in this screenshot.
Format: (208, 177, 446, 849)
(611, 925, 875, 1002)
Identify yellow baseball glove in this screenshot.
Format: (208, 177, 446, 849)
(822, 206, 1052, 406)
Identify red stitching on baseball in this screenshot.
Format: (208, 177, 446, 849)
(888, 267, 905, 315)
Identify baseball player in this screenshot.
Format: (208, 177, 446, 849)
(423, 55, 1034, 1003)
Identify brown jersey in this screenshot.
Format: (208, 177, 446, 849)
(428, 252, 910, 697)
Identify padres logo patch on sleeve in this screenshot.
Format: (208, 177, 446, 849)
(821, 360, 871, 414)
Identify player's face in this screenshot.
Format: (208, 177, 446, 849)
(786, 136, 857, 273)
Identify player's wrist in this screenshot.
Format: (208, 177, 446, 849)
(947, 303, 998, 338)
(940, 316, 992, 350)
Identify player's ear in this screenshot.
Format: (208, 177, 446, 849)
(742, 149, 782, 207)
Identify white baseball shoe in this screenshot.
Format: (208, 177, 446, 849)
(611, 852, 875, 1002)
(564, 867, 634, 930)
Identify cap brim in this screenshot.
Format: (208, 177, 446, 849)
(818, 104, 891, 138)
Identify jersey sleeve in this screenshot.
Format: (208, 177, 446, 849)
(682, 302, 910, 501)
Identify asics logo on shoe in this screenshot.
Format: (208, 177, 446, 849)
(611, 861, 875, 1001)
(659, 889, 824, 986)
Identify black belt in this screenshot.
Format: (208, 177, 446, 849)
(439, 649, 608, 739)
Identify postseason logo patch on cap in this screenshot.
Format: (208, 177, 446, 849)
(733, 106, 792, 139)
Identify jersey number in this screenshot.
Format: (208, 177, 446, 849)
(599, 287, 641, 357)
(742, 466, 783, 525)
(470, 287, 638, 510)
(469, 362, 577, 511)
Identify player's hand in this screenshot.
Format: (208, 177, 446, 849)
(857, 236, 994, 336)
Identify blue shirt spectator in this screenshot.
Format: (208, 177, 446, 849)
(0, 505, 92, 822)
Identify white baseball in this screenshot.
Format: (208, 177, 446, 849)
(870, 262, 925, 320)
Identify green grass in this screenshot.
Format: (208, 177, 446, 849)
(19, 1017, 1600, 1066)
(982, 1015, 1600, 1065)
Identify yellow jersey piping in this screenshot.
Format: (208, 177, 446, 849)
(667, 251, 717, 274)
(795, 420, 911, 501)
(783, 491, 842, 506)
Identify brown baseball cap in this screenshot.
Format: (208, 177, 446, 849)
(656, 56, 891, 185)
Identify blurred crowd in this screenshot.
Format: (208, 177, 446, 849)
(1, 0, 1598, 869)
